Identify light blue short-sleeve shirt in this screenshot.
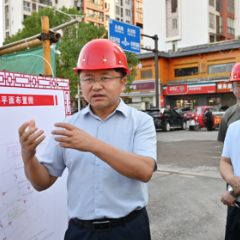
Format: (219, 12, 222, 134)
(39, 99, 157, 220)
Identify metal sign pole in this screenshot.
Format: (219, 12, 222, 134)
(141, 34, 159, 108)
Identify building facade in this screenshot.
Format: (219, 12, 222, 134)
(1, 0, 143, 46)
(143, 0, 239, 52)
(122, 40, 240, 110)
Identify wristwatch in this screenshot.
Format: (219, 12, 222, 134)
(228, 186, 238, 198)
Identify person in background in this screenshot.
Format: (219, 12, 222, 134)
(205, 109, 213, 131)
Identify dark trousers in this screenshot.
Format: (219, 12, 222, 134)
(225, 206, 240, 240)
(206, 120, 212, 131)
(64, 208, 151, 240)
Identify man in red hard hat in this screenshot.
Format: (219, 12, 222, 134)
(18, 39, 157, 240)
(219, 62, 240, 239)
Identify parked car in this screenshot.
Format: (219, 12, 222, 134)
(184, 106, 224, 129)
(174, 106, 194, 116)
(71, 108, 78, 115)
(145, 108, 187, 131)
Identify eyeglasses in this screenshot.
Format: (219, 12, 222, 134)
(234, 84, 240, 88)
(80, 76, 123, 85)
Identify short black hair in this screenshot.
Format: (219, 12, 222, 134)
(114, 68, 127, 77)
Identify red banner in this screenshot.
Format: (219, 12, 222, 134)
(0, 94, 55, 107)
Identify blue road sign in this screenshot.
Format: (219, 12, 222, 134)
(108, 19, 141, 54)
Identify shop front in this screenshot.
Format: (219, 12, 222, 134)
(163, 82, 223, 108)
(216, 81, 236, 107)
(121, 79, 163, 109)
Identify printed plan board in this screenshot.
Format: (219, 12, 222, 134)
(0, 71, 71, 240)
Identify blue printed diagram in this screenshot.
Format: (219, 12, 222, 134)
(0, 142, 54, 240)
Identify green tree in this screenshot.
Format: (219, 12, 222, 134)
(3, 6, 139, 97)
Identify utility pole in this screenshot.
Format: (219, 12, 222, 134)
(41, 16, 52, 76)
(141, 34, 159, 109)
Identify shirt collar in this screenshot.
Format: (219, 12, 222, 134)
(80, 98, 128, 118)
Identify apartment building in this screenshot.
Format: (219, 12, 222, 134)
(143, 0, 239, 52)
(1, 0, 143, 46)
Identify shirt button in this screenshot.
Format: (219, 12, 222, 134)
(101, 121, 104, 124)
(97, 163, 100, 166)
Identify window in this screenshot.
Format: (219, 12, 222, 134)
(209, 0, 214, 6)
(216, 15, 219, 33)
(227, 0, 234, 14)
(175, 67, 198, 77)
(141, 70, 152, 78)
(125, 0, 130, 4)
(209, 35, 215, 42)
(115, 0, 119, 4)
(121, 8, 123, 17)
(32, 3, 36, 11)
(23, 14, 28, 19)
(136, 12, 143, 21)
(86, 8, 103, 21)
(106, 15, 110, 21)
(227, 17, 234, 35)
(219, 0, 223, 11)
(116, 6, 120, 14)
(208, 63, 235, 74)
(5, 0, 8, 3)
(5, 6, 9, 29)
(136, 1, 143, 10)
(126, 9, 130, 16)
(216, 0, 220, 11)
(126, 20, 130, 23)
(38, 6, 45, 10)
(172, 41, 178, 51)
(23, 1, 31, 11)
(105, 2, 110, 9)
(6, 32, 9, 38)
(173, 19, 177, 29)
(207, 98, 221, 106)
(120, 0, 123, 6)
(219, 16, 223, 33)
(209, 13, 214, 28)
(171, 0, 177, 13)
(55, 0, 58, 3)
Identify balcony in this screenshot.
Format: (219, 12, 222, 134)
(228, 27, 235, 35)
(88, 14, 103, 22)
(38, 0, 52, 6)
(86, 1, 103, 10)
(23, 6, 31, 11)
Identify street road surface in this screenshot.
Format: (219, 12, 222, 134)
(148, 128, 226, 240)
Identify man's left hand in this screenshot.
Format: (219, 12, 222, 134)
(221, 191, 236, 207)
(52, 123, 96, 152)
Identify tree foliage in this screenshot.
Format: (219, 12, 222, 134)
(4, 6, 139, 97)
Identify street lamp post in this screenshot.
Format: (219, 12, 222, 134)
(55, 10, 95, 112)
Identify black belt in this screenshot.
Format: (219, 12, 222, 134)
(72, 208, 144, 231)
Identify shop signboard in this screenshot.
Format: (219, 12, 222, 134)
(163, 83, 216, 96)
(216, 82, 233, 93)
(131, 82, 155, 91)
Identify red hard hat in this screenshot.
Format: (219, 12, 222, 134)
(73, 39, 131, 75)
(230, 62, 240, 82)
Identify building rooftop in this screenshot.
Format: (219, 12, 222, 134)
(137, 39, 240, 60)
